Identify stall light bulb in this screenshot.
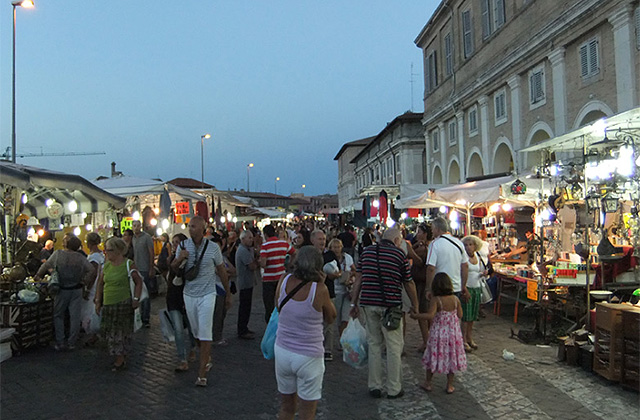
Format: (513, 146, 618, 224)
(549, 164, 559, 176)
(616, 145, 635, 177)
(227, 211, 232, 219)
(68, 200, 78, 213)
(449, 210, 459, 222)
(156, 228, 163, 236)
(150, 218, 158, 227)
(180, 224, 186, 229)
(132, 211, 141, 221)
(400, 212, 408, 220)
(73, 227, 81, 236)
(439, 206, 448, 214)
(232, 217, 238, 223)
(81, 212, 87, 219)
(502, 203, 513, 212)
(21, 193, 28, 204)
(161, 219, 170, 230)
(85, 224, 92, 232)
(209, 217, 214, 223)
(541, 208, 551, 220)
(37, 229, 45, 237)
(490, 203, 501, 213)
(45, 199, 54, 207)
(386, 219, 396, 228)
(450, 221, 460, 230)
(220, 216, 226, 223)
(28, 228, 35, 236)
(108, 219, 114, 228)
(153, 207, 160, 215)
(372, 200, 380, 208)
(287, 213, 294, 219)
(59, 224, 64, 230)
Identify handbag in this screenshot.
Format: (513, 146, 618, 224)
(479, 277, 493, 304)
(261, 275, 311, 360)
(183, 240, 209, 282)
(127, 260, 149, 333)
(48, 268, 60, 296)
(159, 308, 176, 342)
(376, 244, 402, 331)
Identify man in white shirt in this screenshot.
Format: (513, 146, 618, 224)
(425, 217, 469, 301)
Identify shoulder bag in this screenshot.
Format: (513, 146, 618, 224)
(477, 253, 493, 304)
(183, 239, 209, 282)
(261, 275, 311, 360)
(48, 259, 60, 296)
(377, 244, 403, 331)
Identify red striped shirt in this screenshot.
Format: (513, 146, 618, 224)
(356, 241, 411, 307)
(260, 237, 294, 282)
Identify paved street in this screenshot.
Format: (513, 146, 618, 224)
(2, 284, 639, 420)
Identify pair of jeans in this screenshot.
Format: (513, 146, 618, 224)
(139, 271, 151, 324)
(237, 287, 253, 335)
(362, 305, 405, 396)
(168, 309, 195, 361)
(262, 282, 278, 323)
(54, 288, 83, 347)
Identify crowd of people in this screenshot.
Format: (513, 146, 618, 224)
(34, 215, 494, 419)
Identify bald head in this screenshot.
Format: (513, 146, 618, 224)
(382, 228, 402, 243)
(188, 216, 206, 240)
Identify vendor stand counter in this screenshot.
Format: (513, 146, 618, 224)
(0, 299, 53, 354)
(494, 271, 537, 323)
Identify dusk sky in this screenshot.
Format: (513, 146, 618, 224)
(1, 1, 438, 196)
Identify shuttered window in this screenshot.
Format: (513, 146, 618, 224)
(448, 120, 457, 146)
(494, 0, 505, 29)
(432, 130, 440, 153)
(635, 7, 639, 49)
(426, 51, 438, 93)
(494, 90, 507, 123)
(444, 33, 453, 76)
(579, 38, 599, 78)
(530, 69, 544, 104)
(468, 107, 478, 134)
(481, 0, 491, 39)
(462, 10, 474, 58)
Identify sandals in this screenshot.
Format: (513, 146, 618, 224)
(195, 377, 207, 387)
(205, 358, 213, 372)
(468, 341, 479, 350)
(446, 386, 456, 394)
(464, 343, 473, 353)
(419, 383, 432, 392)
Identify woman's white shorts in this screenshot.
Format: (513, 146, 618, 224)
(274, 343, 325, 401)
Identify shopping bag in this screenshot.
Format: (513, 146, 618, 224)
(480, 277, 493, 304)
(133, 308, 143, 332)
(340, 318, 368, 369)
(260, 309, 279, 360)
(159, 309, 176, 342)
(88, 310, 101, 335)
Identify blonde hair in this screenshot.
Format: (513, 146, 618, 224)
(462, 235, 483, 251)
(106, 237, 127, 256)
(327, 238, 343, 250)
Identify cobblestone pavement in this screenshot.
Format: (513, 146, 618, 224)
(2, 284, 639, 419)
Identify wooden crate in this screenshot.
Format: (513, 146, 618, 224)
(0, 300, 54, 353)
(621, 309, 640, 391)
(594, 303, 626, 382)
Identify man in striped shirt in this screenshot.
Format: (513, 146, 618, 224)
(350, 228, 418, 399)
(259, 224, 295, 323)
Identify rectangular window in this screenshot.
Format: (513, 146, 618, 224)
(448, 120, 457, 146)
(462, 10, 474, 58)
(494, 0, 505, 29)
(468, 107, 478, 134)
(529, 68, 545, 104)
(431, 129, 440, 153)
(481, 0, 492, 39)
(381, 163, 386, 181)
(394, 155, 401, 183)
(444, 33, 453, 76)
(387, 159, 392, 181)
(579, 38, 599, 78)
(494, 89, 507, 124)
(426, 51, 438, 93)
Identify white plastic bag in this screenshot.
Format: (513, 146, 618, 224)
(340, 318, 368, 369)
(159, 309, 176, 342)
(133, 308, 143, 332)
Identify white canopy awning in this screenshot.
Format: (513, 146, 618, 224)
(433, 175, 514, 205)
(519, 107, 640, 153)
(93, 175, 203, 202)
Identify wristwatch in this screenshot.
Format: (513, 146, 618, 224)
(133, 296, 140, 302)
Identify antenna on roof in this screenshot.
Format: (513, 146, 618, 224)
(410, 62, 418, 112)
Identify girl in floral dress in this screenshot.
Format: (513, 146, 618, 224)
(412, 272, 467, 394)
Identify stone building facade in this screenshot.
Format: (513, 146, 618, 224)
(415, 0, 639, 184)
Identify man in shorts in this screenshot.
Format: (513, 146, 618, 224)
(171, 216, 231, 387)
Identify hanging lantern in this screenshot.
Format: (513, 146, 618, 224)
(601, 193, 619, 213)
(585, 194, 600, 210)
(510, 178, 526, 195)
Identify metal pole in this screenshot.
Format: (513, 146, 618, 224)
(200, 136, 204, 189)
(247, 166, 250, 192)
(12, 5, 17, 163)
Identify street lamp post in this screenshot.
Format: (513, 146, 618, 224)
(200, 133, 211, 189)
(11, 0, 34, 163)
(275, 177, 280, 194)
(247, 163, 254, 192)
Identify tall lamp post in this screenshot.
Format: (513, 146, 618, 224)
(275, 177, 280, 194)
(247, 163, 254, 192)
(200, 133, 211, 189)
(11, 0, 34, 163)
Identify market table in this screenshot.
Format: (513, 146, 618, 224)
(494, 272, 538, 323)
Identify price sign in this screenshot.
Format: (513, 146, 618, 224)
(527, 279, 538, 301)
(175, 201, 190, 215)
(120, 217, 133, 234)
